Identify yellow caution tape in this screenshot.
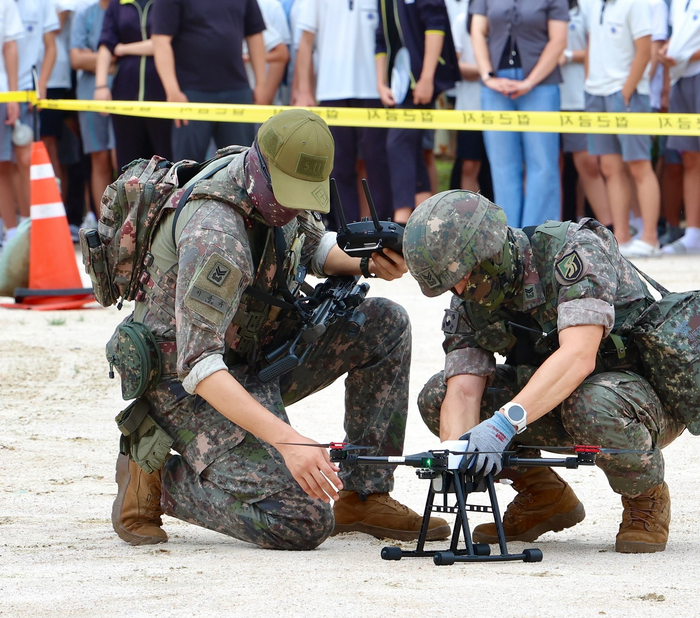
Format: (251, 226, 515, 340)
(8, 95, 700, 136)
(0, 91, 35, 103)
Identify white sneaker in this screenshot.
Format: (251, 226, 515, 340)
(619, 239, 662, 258)
(81, 211, 98, 230)
(661, 238, 700, 255)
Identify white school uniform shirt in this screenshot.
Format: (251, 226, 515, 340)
(581, 0, 652, 97)
(668, 0, 700, 83)
(16, 0, 61, 90)
(297, 0, 380, 101)
(559, 5, 587, 111)
(451, 7, 480, 111)
(47, 0, 78, 90)
(0, 0, 26, 92)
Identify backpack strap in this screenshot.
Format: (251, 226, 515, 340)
(171, 155, 236, 246)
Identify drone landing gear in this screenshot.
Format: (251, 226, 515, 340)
(380, 470, 543, 565)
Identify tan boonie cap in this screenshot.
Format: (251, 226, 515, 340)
(256, 109, 335, 213)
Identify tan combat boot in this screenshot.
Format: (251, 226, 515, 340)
(472, 467, 585, 543)
(112, 453, 168, 545)
(332, 491, 451, 541)
(615, 482, 670, 553)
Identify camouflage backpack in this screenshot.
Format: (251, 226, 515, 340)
(621, 267, 700, 434)
(79, 147, 244, 308)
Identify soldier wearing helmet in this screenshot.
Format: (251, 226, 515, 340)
(404, 189, 684, 554)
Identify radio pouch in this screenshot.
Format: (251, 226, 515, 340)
(106, 316, 162, 400)
(116, 398, 174, 473)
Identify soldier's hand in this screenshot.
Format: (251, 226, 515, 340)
(369, 249, 407, 281)
(276, 439, 342, 503)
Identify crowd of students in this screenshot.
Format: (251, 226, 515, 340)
(0, 0, 698, 261)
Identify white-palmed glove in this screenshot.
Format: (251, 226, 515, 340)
(460, 413, 517, 476)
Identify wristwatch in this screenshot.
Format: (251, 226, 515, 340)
(499, 402, 527, 434)
(360, 256, 376, 278)
(482, 70, 496, 82)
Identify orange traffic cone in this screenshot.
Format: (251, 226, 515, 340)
(1, 141, 93, 310)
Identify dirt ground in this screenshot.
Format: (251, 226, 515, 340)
(2, 248, 700, 617)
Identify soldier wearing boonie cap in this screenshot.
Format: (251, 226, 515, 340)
(403, 189, 686, 554)
(110, 109, 451, 550)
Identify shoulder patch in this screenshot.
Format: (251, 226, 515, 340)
(554, 250, 587, 285)
(184, 253, 242, 325)
(442, 309, 459, 334)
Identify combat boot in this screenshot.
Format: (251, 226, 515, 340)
(332, 491, 451, 541)
(615, 482, 670, 553)
(472, 467, 585, 543)
(112, 453, 168, 545)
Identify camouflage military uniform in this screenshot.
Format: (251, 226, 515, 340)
(131, 151, 410, 549)
(418, 218, 685, 497)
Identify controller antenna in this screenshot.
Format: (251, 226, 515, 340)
(330, 178, 349, 233)
(361, 178, 382, 232)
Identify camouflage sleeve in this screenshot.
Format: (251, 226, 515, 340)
(298, 209, 328, 276)
(552, 231, 617, 337)
(442, 295, 496, 379)
(175, 200, 254, 393)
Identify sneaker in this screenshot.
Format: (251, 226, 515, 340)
(3, 226, 18, 244)
(661, 238, 700, 255)
(81, 211, 98, 230)
(332, 490, 451, 541)
(619, 239, 662, 258)
(658, 225, 684, 247)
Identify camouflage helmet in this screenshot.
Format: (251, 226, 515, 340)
(403, 190, 508, 297)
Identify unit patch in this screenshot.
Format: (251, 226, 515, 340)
(554, 250, 586, 285)
(185, 253, 242, 325)
(442, 309, 459, 334)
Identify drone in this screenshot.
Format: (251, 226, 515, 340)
(284, 440, 644, 566)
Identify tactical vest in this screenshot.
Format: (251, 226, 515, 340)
(134, 155, 322, 372)
(458, 220, 651, 370)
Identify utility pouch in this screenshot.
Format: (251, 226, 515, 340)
(106, 315, 162, 400)
(115, 399, 173, 473)
(79, 228, 115, 307)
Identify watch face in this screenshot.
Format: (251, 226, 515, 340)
(508, 404, 526, 423)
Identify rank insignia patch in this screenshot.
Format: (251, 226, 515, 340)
(554, 250, 586, 284)
(185, 253, 242, 325)
(207, 263, 230, 286)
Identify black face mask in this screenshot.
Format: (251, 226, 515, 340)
(456, 230, 523, 311)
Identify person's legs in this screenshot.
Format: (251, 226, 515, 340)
(280, 297, 411, 493)
(145, 117, 173, 163)
(481, 82, 524, 226)
(456, 130, 484, 193)
(112, 115, 147, 171)
(0, 112, 17, 235)
(209, 88, 257, 151)
(321, 99, 361, 226)
(142, 371, 335, 550)
(599, 153, 631, 242)
(358, 122, 393, 220)
(562, 371, 682, 553)
(572, 150, 612, 226)
(663, 75, 700, 253)
(418, 366, 584, 543)
(626, 158, 661, 247)
(657, 145, 684, 244)
(518, 83, 561, 226)
(90, 150, 113, 208)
